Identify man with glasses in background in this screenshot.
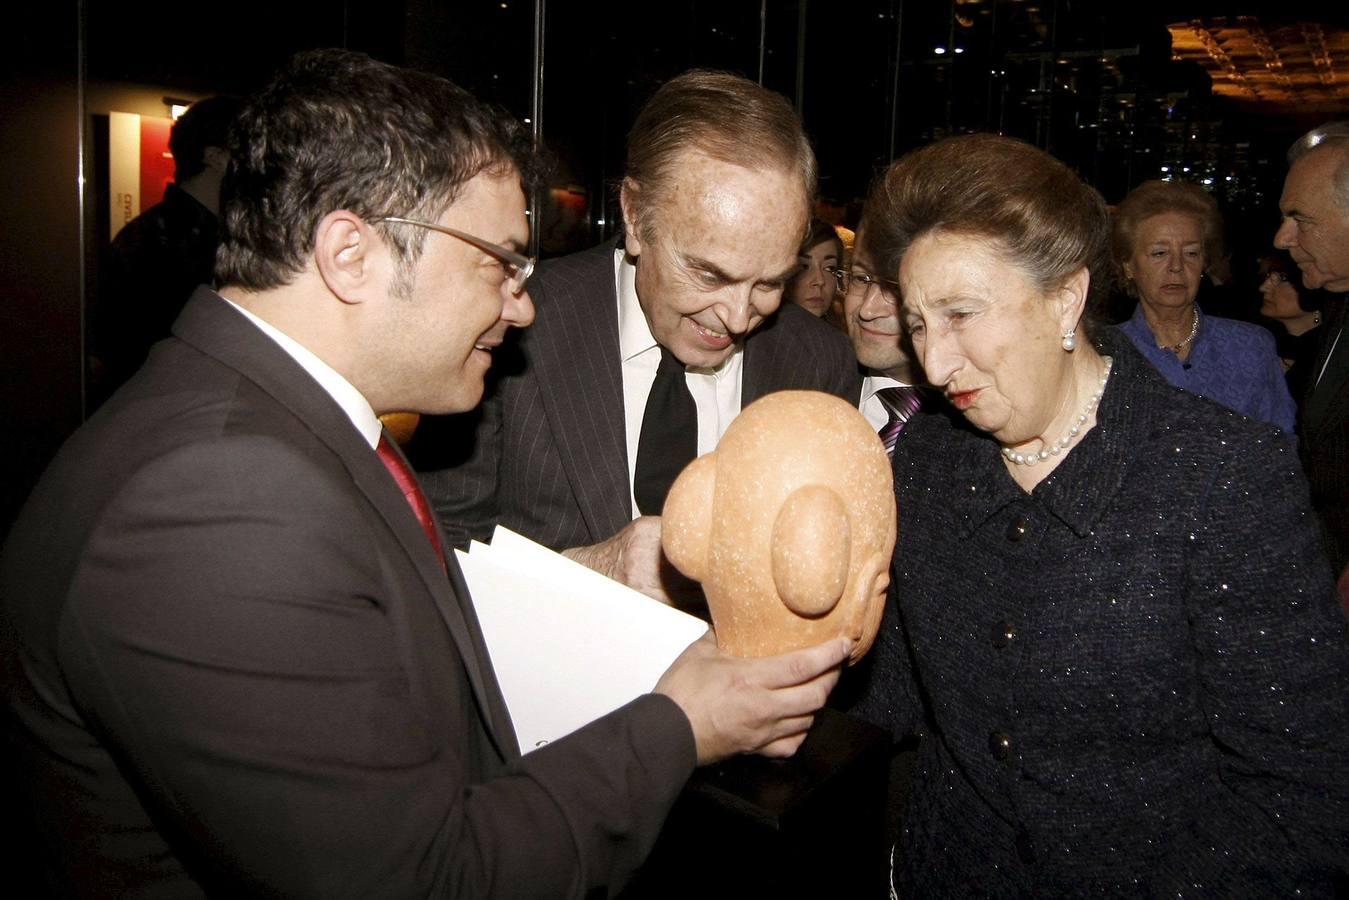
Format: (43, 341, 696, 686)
(834, 221, 929, 455)
(413, 70, 859, 604)
(0, 50, 849, 897)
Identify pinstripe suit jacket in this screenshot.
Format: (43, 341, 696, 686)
(414, 242, 862, 551)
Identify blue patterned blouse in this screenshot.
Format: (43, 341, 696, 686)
(1119, 304, 1297, 434)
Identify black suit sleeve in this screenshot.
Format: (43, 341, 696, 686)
(59, 434, 693, 898)
(789, 303, 862, 403)
(741, 303, 862, 408)
(821, 326, 865, 403)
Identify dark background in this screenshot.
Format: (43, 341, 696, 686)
(1, 1, 1347, 889)
(71, 1, 1349, 243)
(4, 0, 1349, 528)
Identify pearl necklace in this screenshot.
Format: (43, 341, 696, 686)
(1161, 307, 1200, 354)
(1001, 356, 1113, 467)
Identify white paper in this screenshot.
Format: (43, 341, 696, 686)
(457, 526, 708, 752)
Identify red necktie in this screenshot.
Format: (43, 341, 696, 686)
(376, 432, 445, 566)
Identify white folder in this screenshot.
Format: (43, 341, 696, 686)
(456, 526, 709, 752)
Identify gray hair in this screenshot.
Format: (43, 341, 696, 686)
(1288, 121, 1349, 211)
(624, 70, 816, 240)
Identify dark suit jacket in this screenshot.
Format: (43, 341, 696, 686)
(1300, 296, 1349, 574)
(0, 288, 694, 898)
(414, 242, 863, 550)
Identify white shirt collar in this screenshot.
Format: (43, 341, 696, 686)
(218, 293, 384, 450)
(858, 372, 915, 432)
(862, 372, 909, 401)
(616, 248, 658, 363)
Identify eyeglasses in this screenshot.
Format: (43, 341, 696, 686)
(372, 216, 535, 294)
(824, 264, 901, 296)
(1262, 271, 1288, 285)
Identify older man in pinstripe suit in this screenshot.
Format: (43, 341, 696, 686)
(415, 71, 859, 602)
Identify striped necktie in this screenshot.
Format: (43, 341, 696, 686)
(875, 386, 922, 457)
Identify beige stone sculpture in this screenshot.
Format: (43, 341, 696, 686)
(661, 390, 896, 664)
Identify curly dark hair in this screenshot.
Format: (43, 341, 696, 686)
(216, 49, 541, 292)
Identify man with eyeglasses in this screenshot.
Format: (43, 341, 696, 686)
(414, 70, 859, 604)
(835, 223, 928, 453)
(0, 50, 849, 897)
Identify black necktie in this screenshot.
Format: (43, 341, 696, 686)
(633, 346, 697, 515)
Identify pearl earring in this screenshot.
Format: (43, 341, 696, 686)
(1062, 329, 1077, 352)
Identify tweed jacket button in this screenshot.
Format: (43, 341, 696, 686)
(1005, 516, 1030, 541)
(989, 730, 1011, 761)
(991, 621, 1016, 648)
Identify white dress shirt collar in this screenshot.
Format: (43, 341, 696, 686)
(862, 372, 908, 401)
(859, 372, 912, 432)
(218, 293, 384, 450)
(617, 249, 658, 363)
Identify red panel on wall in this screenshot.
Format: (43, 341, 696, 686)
(139, 116, 174, 209)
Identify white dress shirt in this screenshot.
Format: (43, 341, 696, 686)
(220, 293, 383, 450)
(859, 372, 912, 432)
(615, 249, 744, 519)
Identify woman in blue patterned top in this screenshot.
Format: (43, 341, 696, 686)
(1114, 180, 1297, 433)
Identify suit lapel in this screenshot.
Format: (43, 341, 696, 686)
(1303, 300, 1349, 438)
(742, 303, 810, 406)
(529, 245, 632, 539)
(173, 288, 519, 759)
(367, 434, 521, 760)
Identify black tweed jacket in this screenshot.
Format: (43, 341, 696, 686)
(851, 332, 1349, 897)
